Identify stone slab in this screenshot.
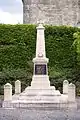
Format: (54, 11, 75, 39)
(2, 101, 77, 110)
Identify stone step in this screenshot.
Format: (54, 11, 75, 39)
(2, 101, 77, 110)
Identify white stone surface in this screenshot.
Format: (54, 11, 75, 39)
(15, 80, 21, 94)
(4, 83, 12, 101)
(32, 24, 49, 89)
(33, 24, 48, 64)
(50, 86, 55, 90)
(63, 80, 69, 94)
(36, 24, 46, 58)
(31, 75, 50, 89)
(60, 94, 68, 103)
(68, 83, 76, 102)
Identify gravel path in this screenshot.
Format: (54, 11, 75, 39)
(0, 108, 80, 120)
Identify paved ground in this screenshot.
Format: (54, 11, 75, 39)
(0, 97, 80, 120)
(0, 108, 80, 120)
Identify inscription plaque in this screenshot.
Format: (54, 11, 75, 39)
(35, 64, 46, 75)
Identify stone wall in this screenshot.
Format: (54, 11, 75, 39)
(22, 0, 79, 26)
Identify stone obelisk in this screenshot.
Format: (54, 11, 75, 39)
(31, 24, 50, 89)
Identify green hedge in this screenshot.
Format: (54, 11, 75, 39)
(0, 24, 80, 95)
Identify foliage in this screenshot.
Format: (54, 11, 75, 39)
(0, 24, 80, 95)
(72, 31, 80, 96)
(73, 32, 80, 63)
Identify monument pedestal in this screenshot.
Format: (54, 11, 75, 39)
(31, 75, 50, 89)
(2, 76, 77, 109)
(3, 86, 77, 109)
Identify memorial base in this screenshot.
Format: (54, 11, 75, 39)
(2, 75, 77, 109)
(3, 101, 77, 110)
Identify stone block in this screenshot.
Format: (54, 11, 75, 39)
(68, 83, 76, 102)
(4, 83, 12, 101)
(15, 80, 21, 94)
(63, 80, 69, 94)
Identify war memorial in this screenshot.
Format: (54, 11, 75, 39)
(0, 23, 79, 120)
(0, 0, 80, 120)
(2, 23, 77, 109)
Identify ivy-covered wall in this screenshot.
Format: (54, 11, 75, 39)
(0, 24, 80, 95)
